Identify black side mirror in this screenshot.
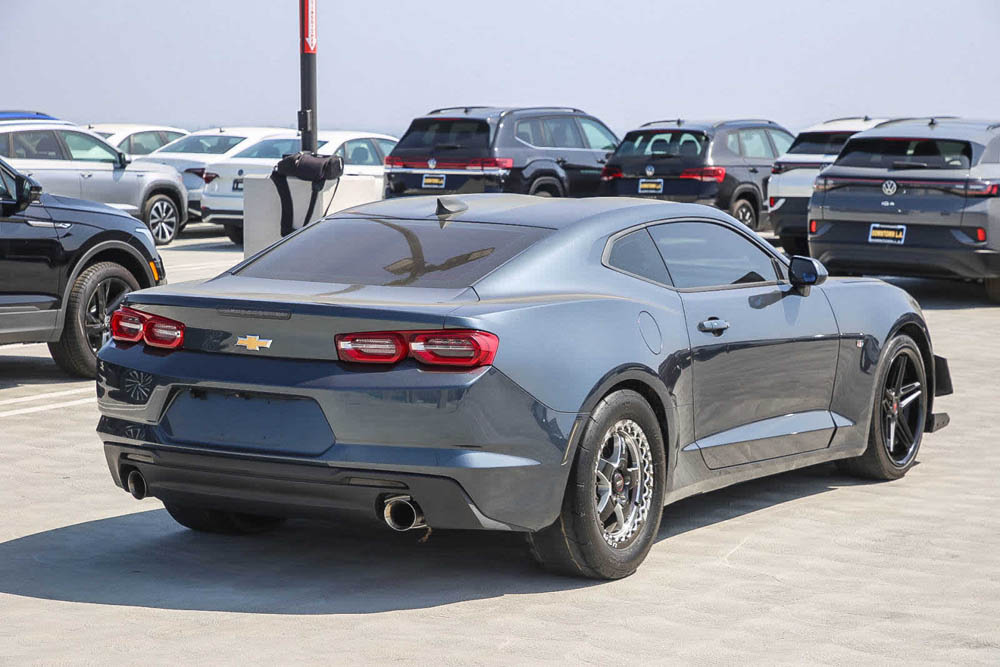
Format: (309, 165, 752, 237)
(788, 255, 828, 289)
(116, 151, 130, 169)
(14, 175, 42, 213)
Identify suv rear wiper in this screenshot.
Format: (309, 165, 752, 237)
(891, 160, 929, 169)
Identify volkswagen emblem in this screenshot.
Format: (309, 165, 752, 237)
(428, 158, 437, 169)
(882, 180, 898, 196)
(645, 165, 655, 177)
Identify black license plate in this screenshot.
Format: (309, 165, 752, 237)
(868, 223, 906, 245)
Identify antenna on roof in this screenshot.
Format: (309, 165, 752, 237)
(435, 196, 468, 227)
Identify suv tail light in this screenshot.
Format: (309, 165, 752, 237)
(110, 307, 185, 350)
(771, 163, 785, 175)
(335, 330, 498, 368)
(600, 165, 623, 181)
(966, 180, 1000, 197)
(467, 157, 513, 170)
(679, 166, 726, 183)
(384, 156, 404, 168)
(184, 167, 206, 181)
(202, 172, 219, 184)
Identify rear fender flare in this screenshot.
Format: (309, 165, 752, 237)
(521, 161, 567, 196)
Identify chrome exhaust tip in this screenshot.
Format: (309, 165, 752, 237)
(126, 469, 147, 500)
(382, 495, 426, 531)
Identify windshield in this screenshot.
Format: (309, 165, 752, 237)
(836, 137, 973, 169)
(394, 118, 491, 154)
(237, 217, 550, 288)
(158, 134, 246, 154)
(614, 130, 708, 159)
(235, 138, 326, 159)
(787, 131, 853, 155)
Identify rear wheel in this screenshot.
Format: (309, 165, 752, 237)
(144, 194, 180, 246)
(224, 224, 243, 245)
(165, 503, 286, 534)
(528, 389, 665, 579)
(48, 262, 139, 377)
(985, 277, 1000, 303)
(529, 178, 561, 198)
(730, 198, 758, 230)
(838, 335, 927, 480)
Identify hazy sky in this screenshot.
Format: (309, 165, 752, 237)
(8, 0, 1000, 138)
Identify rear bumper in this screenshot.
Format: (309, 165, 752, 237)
(201, 192, 244, 225)
(96, 345, 582, 531)
(769, 196, 810, 239)
(809, 221, 1000, 279)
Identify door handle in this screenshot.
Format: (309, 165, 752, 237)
(555, 158, 567, 166)
(697, 318, 730, 335)
(749, 167, 759, 174)
(81, 173, 93, 179)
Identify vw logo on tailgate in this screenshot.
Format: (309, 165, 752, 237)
(428, 158, 437, 169)
(645, 165, 655, 177)
(882, 180, 898, 196)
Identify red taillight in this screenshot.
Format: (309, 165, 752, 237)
(202, 172, 219, 184)
(769, 197, 776, 208)
(966, 180, 999, 197)
(384, 156, 404, 167)
(809, 220, 818, 234)
(110, 307, 185, 350)
(679, 166, 726, 183)
(184, 167, 206, 181)
(335, 330, 498, 368)
(600, 165, 623, 181)
(335, 332, 407, 363)
(976, 227, 987, 242)
(468, 157, 513, 170)
(771, 163, 785, 175)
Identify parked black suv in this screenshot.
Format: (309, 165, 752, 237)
(384, 106, 619, 198)
(599, 119, 794, 230)
(0, 157, 165, 376)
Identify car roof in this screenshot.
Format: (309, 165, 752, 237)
(335, 193, 731, 233)
(186, 127, 292, 138)
(0, 120, 76, 129)
(87, 123, 189, 135)
(420, 106, 588, 121)
(237, 129, 397, 145)
(797, 116, 892, 133)
(852, 117, 1000, 143)
(630, 118, 783, 133)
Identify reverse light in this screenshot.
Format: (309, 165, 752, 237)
(335, 330, 499, 368)
(679, 166, 726, 183)
(600, 165, 623, 181)
(110, 307, 185, 349)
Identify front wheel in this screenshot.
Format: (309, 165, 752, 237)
(838, 335, 927, 480)
(144, 194, 180, 246)
(730, 198, 758, 230)
(528, 389, 666, 579)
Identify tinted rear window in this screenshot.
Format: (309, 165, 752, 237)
(836, 137, 973, 169)
(394, 118, 491, 154)
(237, 217, 550, 288)
(158, 134, 246, 154)
(614, 131, 708, 159)
(788, 132, 853, 155)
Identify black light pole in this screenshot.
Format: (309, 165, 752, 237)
(298, 0, 318, 153)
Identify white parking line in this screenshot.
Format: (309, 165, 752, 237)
(0, 397, 95, 418)
(0, 387, 93, 407)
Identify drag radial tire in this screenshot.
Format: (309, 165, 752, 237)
(48, 262, 139, 378)
(528, 389, 666, 579)
(838, 335, 927, 481)
(165, 503, 286, 534)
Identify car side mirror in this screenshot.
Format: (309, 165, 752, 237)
(788, 255, 828, 288)
(116, 151, 131, 169)
(11, 175, 42, 214)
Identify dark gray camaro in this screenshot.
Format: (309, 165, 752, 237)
(96, 194, 951, 579)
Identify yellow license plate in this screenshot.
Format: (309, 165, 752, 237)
(638, 179, 663, 194)
(868, 223, 906, 245)
(422, 174, 446, 189)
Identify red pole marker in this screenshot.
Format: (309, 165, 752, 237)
(302, 0, 317, 54)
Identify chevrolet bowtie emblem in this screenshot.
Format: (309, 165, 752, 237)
(236, 335, 272, 351)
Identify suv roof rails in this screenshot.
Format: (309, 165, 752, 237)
(873, 116, 959, 128)
(986, 122, 1000, 131)
(713, 118, 775, 127)
(498, 106, 584, 118)
(824, 115, 872, 123)
(641, 119, 685, 127)
(427, 106, 495, 115)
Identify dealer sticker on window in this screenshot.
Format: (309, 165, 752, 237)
(638, 179, 663, 194)
(868, 223, 906, 245)
(422, 174, 446, 189)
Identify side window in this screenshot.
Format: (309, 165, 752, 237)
(578, 118, 618, 151)
(738, 128, 774, 159)
(375, 138, 397, 159)
(726, 131, 741, 156)
(606, 229, 671, 285)
(0, 133, 10, 157)
(60, 131, 118, 162)
(11, 130, 65, 160)
(162, 131, 185, 143)
(342, 139, 380, 166)
(648, 221, 777, 289)
(540, 117, 584, 149)
(514, 118, 544, 146)
(0, 166, 15, 199)
(768, 129, 794, 156)
(129, 131, 165, 155)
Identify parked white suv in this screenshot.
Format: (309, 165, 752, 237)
(87, 124, 189, 160)
(199, 130, 397, 244)
(768, 116, 889, 255)
(135, 127, 290, 226)
(0, 121, 188, 245)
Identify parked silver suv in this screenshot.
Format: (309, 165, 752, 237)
(0, 122, 187, 245)
(809, 117, 1000, 301)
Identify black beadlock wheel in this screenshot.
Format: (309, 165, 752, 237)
(838, 335, 927, 480)
(527, 389, 666, 579)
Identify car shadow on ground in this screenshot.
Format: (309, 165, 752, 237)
(0, 347, 85, 390)
(0, 463, 871, 614)
(880, 276, 994, 311)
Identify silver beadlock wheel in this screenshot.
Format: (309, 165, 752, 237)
(594, 419, 654, 548)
